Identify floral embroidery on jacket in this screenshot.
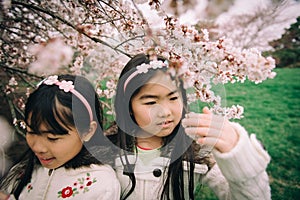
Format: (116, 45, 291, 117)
(57, 173, 97, 198)
(27, 184, 33, 193)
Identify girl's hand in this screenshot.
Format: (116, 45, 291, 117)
(182, 107, 239, 153)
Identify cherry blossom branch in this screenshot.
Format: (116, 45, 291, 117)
(12, 0, 131, 57)
(0, 84, 25, 138)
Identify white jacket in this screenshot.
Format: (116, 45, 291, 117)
(8, 164, 120, 200)
(115, 122, 271, 200)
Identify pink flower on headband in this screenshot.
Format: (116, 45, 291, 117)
(123, 60, 169, 92)
(136, 63, 149, 73)
(40, 75, 93, 122)
(43, 75, 59, 85)
(136, 60, 166, 74)
(42, 75, 74, 92)
(151, 60, 166, 69)
(59, 80, 74, 92)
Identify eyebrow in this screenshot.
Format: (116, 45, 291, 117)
(139, 90, 179, 100)
(27, 130, 56, 134)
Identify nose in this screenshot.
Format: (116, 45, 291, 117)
(157, 102, 172, 118)
(26, 134, 48, 154)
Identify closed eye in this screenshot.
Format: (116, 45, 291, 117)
(47, 133, 62, 142)
(47, 137, 59, 142)
(144, 101, 156, 105)
(170, 96, 179, 101)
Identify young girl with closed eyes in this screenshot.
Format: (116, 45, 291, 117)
(111, 54, 271, 200)
(0, 74, 120, 200)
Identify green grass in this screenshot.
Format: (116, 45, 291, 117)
(196, 68, 300, 199)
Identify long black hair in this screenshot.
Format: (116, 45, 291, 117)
(0, 74, 113, 199)
(114, 54, 204, 200)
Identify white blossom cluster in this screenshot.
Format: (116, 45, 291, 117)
(0, 0, 278, 129)
(28, 38, 74, 75)
(129, 15, 276, 119)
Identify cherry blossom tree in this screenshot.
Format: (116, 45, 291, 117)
(267, 16, 300, 68)
(0, 0, 277, 137)
(213, 0, 300, 51)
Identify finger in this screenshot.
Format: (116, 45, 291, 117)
(182, 114, 225, 129)
(196, 136, 220, 150)
(188, 107, 211, 116)
(185, 127, 210, 136)
(196, 136, 232, 153)
(209, 117, 227, 130)
(202, 106, 211, 114)
(185, 127, 223, 138)
(182, 116, 211, 127)
(185, 112, 201, 118)
(185, 110, 211, 118)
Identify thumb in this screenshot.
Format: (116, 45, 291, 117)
(202, 106, 212, 114)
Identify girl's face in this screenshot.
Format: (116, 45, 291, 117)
(26, 122, 83, 169)
(131, 71, 183, 137)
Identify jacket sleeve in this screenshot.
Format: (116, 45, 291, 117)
(202, 122, 271, 200)
(97, 181, 121, 200)
(95, 166, 121, 200)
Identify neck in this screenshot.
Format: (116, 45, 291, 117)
(136, 136, 162, 150)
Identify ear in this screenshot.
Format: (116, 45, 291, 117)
(82, 121, 97, 142)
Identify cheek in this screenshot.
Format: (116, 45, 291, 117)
(134, 106, 152, 126)
(64, 139, 83, 156)
(26, 134, 34, 148)
(172, 101, 183, 118)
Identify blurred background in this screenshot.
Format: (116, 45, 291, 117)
(0, 0, 299, 199)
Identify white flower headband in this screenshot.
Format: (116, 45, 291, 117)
(123, 60, 168, 91)
(38, 75, 93, 122)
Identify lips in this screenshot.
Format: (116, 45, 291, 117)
(157, 120, 173, 128)
(37, 156, 55, 165)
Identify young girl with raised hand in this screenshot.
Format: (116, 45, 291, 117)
(0, 75, 120, 200)
(112, 54, 271, 199)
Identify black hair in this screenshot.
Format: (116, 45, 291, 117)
(0, 74, 113, 199)
(25, 74, 102, 136)
(113, 54, 207, 199)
